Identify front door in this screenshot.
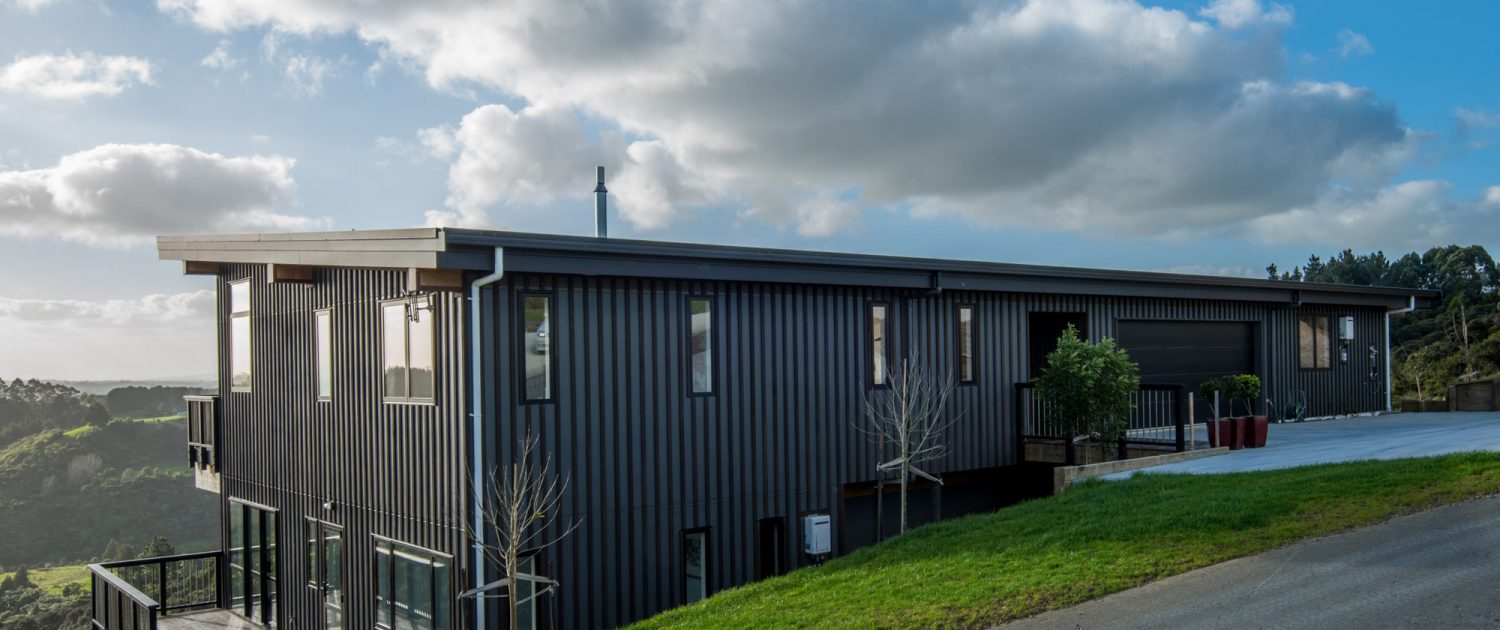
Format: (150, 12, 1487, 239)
(305, 519, 343, 630)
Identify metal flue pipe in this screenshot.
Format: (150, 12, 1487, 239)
(594, 166, 608, 238)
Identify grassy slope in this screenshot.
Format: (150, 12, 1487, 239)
(634, 453, 1500, 629)
(0, 565, 89, 596)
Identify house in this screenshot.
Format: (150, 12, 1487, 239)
(88, 226, 1435, 629)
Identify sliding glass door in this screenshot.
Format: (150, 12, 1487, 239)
(228, 498, 278, 626)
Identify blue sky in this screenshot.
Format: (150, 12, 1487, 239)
(0, 0, 1496, 378)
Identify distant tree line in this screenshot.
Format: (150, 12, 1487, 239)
(1267, 244, 1500, 400)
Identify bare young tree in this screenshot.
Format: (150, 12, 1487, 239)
(858, 357, 960, 535)
(463, 432, 578, 630)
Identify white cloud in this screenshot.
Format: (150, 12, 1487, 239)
(0, 291, 216, 380)
(159, 0, 1463, 246)
(1200, 0, 1293, 28)
(0, 52, 153, 100)
(3, 0, 62, 12)
(0, 290, 213, 326)
(1150, 265, 1263, 279)
(1337, 29, 1374, 57)
(0, 143, 326, 247)
(1485, 186, 1500, 207)
(1247, 181, 1500, 249)
(282, 54, 344, 97)
(200, 40, 242, 70)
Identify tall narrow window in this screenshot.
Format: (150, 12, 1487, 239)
(315, 310, 332, 400)
(683, 529, 709, 604)
(870, 302, 890, 387)
(1298, 314, 1331, 369)
(957, 305, 974, 383)
(383, 297, 435, 403)
(521, 294, 553, 401)
(230, 280, 252, 391)
(689, 297, 714, 394)
(373, 538, 452, 630)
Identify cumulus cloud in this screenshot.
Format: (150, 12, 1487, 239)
(1337, 29, 1374, 57)
(200, 40, 242, 70)
(1150, 265, 1263, 279)
(282, 54, 344, 96)
(2, 0, 62, 12)
(0, 290, 213, 326)
(1200, 0, 1293, 28)
(0, 143, 326, 246)
(0, 52, 153, 100)
(158, 0, 1473, 248)
(0, 291, 216, 379)
(1247, 181, 1500, 249)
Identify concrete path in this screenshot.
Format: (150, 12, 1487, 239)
(1107, 411, 1500, 478)
(1002, 495, 1500, 629)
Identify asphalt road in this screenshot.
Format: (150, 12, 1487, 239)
(1002, 495, 1500, 630)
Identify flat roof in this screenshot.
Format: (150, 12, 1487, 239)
(157, 228, 1440, 309)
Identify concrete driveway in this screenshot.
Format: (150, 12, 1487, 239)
(1108, 411, 1500, 478)
(1001, 494, 1500, 629)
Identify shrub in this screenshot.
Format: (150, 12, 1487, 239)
(1034, 325, 1140, 461)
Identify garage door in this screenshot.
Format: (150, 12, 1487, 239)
(1116, 321, 1255, 395)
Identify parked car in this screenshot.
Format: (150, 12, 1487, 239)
(531, 319, 549, 354)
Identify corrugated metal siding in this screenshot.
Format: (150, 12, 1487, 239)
(478, 276, 1391, 629)
(215, 263, 468, 629)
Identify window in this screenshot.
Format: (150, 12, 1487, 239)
(683, 529, 709, 604)
(520, 293, 553, 402)
(689, 297, 714, 395)
(373, 538, 452, 630)
(957, 305, 975, 383)
(382, 297, 435, 403)
(870, 302, 890, 387)
(230, 280, 252, 391)
(316, 310, 333, 400)
(1298, 314, 1331, 369)
(229, 499, 278, 626)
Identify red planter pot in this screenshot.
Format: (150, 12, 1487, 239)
(1246, 415, 1269, 448)
(1208, 418, 1245, 450)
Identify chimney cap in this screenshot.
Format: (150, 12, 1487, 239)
(594, 165, 607, 193)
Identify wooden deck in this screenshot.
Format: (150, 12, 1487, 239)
(158, 609, 261, 630)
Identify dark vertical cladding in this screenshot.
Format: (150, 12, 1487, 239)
(214, 263, 468, 630)
(478, 275, 1392, 628)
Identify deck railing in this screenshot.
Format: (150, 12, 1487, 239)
(89, 551, 222, 630)
(185, 395, 217, 472)
(1014, 382, 1187, 464)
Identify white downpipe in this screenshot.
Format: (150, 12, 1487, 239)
(1385, 296, 1416, 412)
(469, 247, 504, 630)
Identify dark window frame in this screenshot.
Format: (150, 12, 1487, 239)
(868, 300, 892, 390)
(229, 279, 253, 393)
(1297, 314, 1333, 371)
(315, 308, 333, 402)
(227, 497, 279, 625)
(686, 295, 717, 397)
(371, 534, 454, 630)
(681, 527, 711, 604)
(516, 290, 558, 405)
(956, 304, 976, 385)
(380, 296, 437, 405)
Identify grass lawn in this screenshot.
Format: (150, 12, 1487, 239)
(0, 564, 90, 596)
(633, 452, 1500, 629)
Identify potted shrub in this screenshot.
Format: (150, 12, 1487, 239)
(1197, 376, 1241, 450)
(1231, 374, 1269, 448)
